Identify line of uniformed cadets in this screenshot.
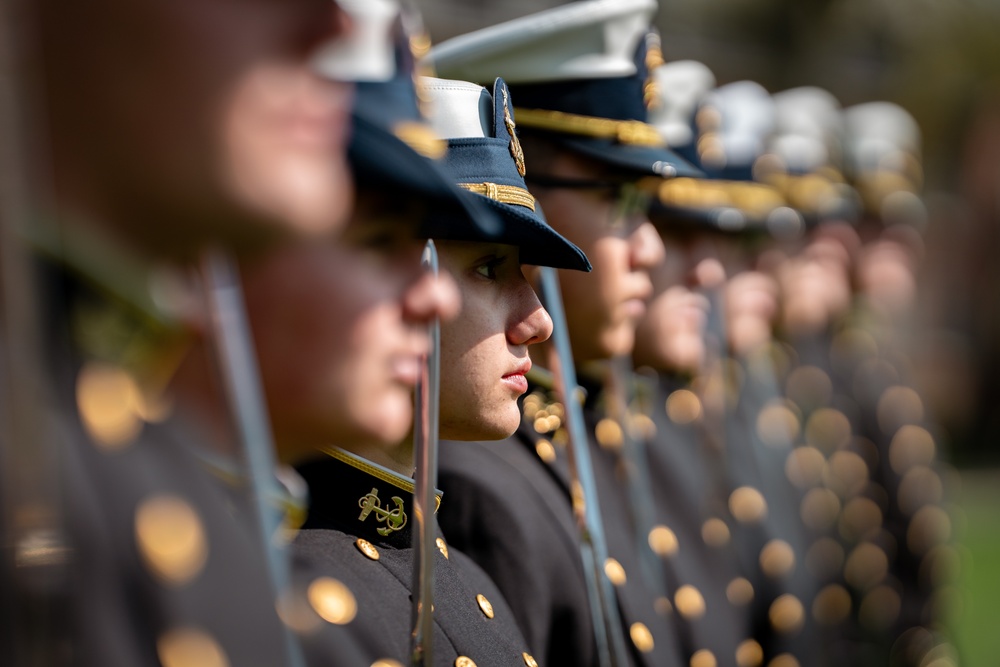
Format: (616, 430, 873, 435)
(0, 0, 958, 665)
(427, 2, 958, 667)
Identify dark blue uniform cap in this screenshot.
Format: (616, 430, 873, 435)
(507, 32, 700, 179)
(427, 0, 698, 180)
(346, 15, 501, 240)
(424, 77, 591, 272)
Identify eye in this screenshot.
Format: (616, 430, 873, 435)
(357, 230, 398, 250)
(349, 219, 421, 259)
(607, 185, 652, 231)
(474, 255, 508, 280)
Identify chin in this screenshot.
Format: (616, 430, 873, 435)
(360, 400, 413, 445)
(601, 326, 637, 360)
(442, 408, 520, 442)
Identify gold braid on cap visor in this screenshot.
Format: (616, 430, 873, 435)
(514, 108, 665, 148)
(457, 182, 536, 211)
(658, 178, 785, 218)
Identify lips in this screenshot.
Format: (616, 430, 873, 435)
(501, 360, 532, 395)
(622, 298, 648, 320)
(622, 279, 654, 320)
(390, 333, 432, 387)
(389, 355, 423, 387)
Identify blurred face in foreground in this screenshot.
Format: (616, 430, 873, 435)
(35, 0, 354, 257)
(242, 193, 459, 468)
(438, 242, 553, 441)
(530, 152, 665, 363)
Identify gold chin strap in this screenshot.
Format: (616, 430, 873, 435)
(514, 107, 665, 148)
(457, 182, 536, 211)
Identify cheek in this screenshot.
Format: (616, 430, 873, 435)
(589, 236, 631, 292)
(336, 306, 414, 441)
(439, 308, 521, 438)
(655, 249, 687, 288)
(245, 251, 405, 441)
(257, 295, 359, 426)
(440, 304, 497, 398)
(565, 239, 633, 341)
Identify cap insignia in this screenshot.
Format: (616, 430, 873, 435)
(644, 32, 665, 111)
(502, 87, 527, 177)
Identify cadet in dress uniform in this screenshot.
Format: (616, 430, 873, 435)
(689, 82, 831, 667)
(426, 2, 704, 666)
(635, 63, 792, 667)
(2, 0, 371, 665)
(638, 67, 830, 667)
(418, 73, 592, 447)
(845, 102, 957, 667)
(765, 99, 957, 667)
(239, 8, 590, 664)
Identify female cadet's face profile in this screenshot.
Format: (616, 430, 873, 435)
(241, 206, 459, 464)
(436, 240, 553, 442)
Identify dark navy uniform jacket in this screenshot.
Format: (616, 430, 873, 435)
(5, 258, 370, 667)
(294, 447, 539, 667)
(723, 345, 825, 666)
(778, 318, 953, 667)
(637, 371, 759, 667)
(437, 374, 687, 667)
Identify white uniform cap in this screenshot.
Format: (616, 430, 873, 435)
(771, 86, 843, 173)
(647, 60, 716, 147)
(313, 0, 400, 82)
(844, 101, 921, 174)
(773, 87, 842, 139)
(701, 80, 775, 169)
(426, 0, 657, 83)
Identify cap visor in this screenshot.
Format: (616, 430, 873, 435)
(558, 136, 703, 179)
(475, 197, 591, 271)
(349, 116, 500, 239)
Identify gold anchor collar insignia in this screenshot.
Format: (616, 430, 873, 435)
(303, 447, 442, 547)
(358, 488, 407, 536)
(502, 86, 526, 177)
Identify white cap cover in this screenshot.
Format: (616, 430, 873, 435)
(427, 0, 657, 84)
(314, 0, 400, 82)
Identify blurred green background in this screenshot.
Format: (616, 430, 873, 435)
(951, 469, 1000, 666)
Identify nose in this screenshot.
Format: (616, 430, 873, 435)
(691, 257, 726, 290)
(686, 239, 726, 290)
(402, 269, 461, 325)
(507, 282, 554, 347)
(629, 220, 666, 271)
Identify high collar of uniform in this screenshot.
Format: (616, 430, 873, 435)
(297, 447, 442, 549)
